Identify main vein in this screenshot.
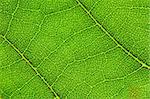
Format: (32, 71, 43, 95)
(76, 0, 150, 70)
(1, 35, 60, 98)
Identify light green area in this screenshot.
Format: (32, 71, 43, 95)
(0, 0, 150, 99)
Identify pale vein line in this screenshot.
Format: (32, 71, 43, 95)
(83, 81, 93, 99)
(0, 37, 6, 45)
(66, 49, 128, 98)
(69, 31, 106, 59)
(12, 5, 79, 26)
(89, 0, 100, 12)
(110, 86, 125, 99)
(49, 31, 112, 87)
(79, 46, 119, 61)
(22, 16, 45, 54)
(1, 58, 23, 69)
(37, 24, 97, 68)
(45, 5, 79, 16)
(0, 35, 59, 98)
(92, 66, 143, 88)
(23, 5, 79, 54)
(50, 46, 119, 87)
(83, 51, 129, 88)
(9, 75, 37, 98)
(100, 6, 130, 25)
(86, 88, 92, 98)
(65, 82, 83, 98)
(65, 80, 92, 98)
(4, 0, 20, 37)
(43, 27, 107, 69)
(76, 0, 150, 69)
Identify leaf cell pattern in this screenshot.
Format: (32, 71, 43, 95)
(0, 0, 150, 99)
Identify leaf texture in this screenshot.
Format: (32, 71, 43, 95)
(0, 0, 150, 99)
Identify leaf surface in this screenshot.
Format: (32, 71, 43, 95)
(0, 0, 150, 99)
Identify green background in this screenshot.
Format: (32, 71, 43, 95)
(0, 0, 150, 99)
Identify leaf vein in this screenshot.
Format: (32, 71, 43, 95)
(76, 0, 150, 69)
(4, 0, 20, 37)
(50, 46, 119, 87)
(9, 75, 37, 98)
(23, 5, 79, 54)
(37, 24, 97, 68)
(0, 35, 60, 98)
(92, 66, 143, 87)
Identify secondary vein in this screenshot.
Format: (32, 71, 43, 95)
(76, 0, 150, 70)
(1, 35, 60, 98)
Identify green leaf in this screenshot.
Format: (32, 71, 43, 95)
(0, 0, 150, 99)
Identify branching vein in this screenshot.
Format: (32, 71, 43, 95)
(76, 0, 150, 70)
(0, 35, 60, 98)
(4, 0, 19, 37)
